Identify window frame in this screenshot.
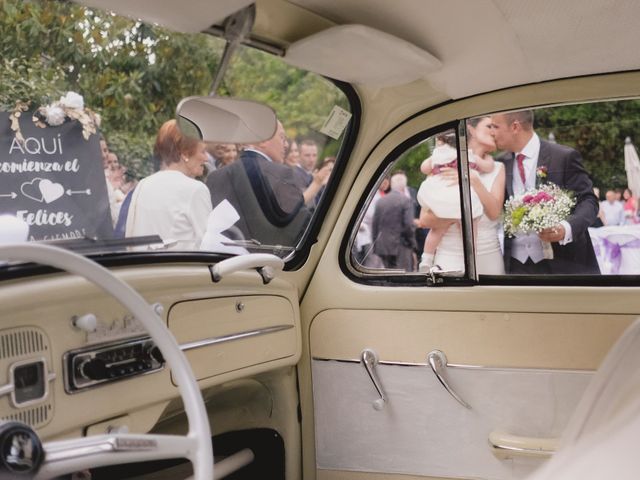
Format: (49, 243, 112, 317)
(341, 120, 477, 287)
(342, 103, 640, 287)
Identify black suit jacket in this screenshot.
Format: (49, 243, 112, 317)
(500, 140, 600, 274)
(206, 150, 310, 246)
(372, 191, 416, 270)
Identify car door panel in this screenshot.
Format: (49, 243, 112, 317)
(303, 287, 637, 480)
(313, 359, 589, 479)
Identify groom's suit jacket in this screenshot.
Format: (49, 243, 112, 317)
(500, 140, 600, 274)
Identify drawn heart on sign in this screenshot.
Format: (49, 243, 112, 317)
(20, 178, 65, 204)
(20, 178, 45, 203)
(39, 179, 64, 203)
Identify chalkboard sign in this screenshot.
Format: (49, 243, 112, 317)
(0, 112, 113, 241)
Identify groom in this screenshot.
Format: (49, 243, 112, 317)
(491, 110, 600, 274)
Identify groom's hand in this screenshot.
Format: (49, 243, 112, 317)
(539, 225, 565, 243)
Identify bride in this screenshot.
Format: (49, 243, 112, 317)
(418, 116, 505, 274)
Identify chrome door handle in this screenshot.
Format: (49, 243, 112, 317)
(361, 349, 386, 410)
(427, 350, 471, 409)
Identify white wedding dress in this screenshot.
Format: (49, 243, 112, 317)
(433, 162, 505, 274)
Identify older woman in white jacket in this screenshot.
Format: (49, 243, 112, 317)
(125, 119, 212, 250)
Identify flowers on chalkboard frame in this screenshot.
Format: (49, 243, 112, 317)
(10, 91, 99, 144)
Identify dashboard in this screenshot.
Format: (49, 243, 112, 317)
(0, 263, 301, 442)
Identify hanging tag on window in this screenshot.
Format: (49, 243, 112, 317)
(320, 106, 352, 140)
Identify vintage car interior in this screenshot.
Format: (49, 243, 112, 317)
(2, 0, 640, 479)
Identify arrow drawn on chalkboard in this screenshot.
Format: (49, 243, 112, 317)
(0, 192, 17, 199)
(66, 189, 92, 196)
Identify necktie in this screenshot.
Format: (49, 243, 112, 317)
(516, 153, 526, 185)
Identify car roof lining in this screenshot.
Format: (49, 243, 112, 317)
(74, 0, 640, 106)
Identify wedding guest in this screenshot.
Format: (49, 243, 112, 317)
(299, 138, 319, 174)
(286, 138, 332, 205)
(600, 189, 625, 226)
(372, 172, 416, 270)
(207, 120, 311, 246)
(125, 119, 212, 249)
(104, 152, 126, 226)
(622, 188, 638, 224)
(204, 142, 238, 176)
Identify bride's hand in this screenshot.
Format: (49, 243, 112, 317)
(469, 169, 482, 187)
(440, 167, 481, 187)
(439, 167, 459, 186)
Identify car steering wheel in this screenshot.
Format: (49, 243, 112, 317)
(0, 244, 213, 480)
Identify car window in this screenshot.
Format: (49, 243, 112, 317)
(0, 0, 352, 261)
(350, 128, 466, 276)
(350, 99, 640, 282)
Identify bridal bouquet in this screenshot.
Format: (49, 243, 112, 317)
(503, 183, 575, 236)
(503, 183, 575, 258)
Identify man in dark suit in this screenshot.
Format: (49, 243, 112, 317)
(206, 120, 311, 246)
(491, 110, 600, 274)
(372, 172, 417, 270)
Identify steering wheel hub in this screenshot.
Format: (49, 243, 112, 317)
(0, 421, 44, 477)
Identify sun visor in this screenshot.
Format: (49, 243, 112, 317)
(285, 24, 441, 87)
(74, 0, 254, 33)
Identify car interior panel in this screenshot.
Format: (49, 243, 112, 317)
(2, 1, 640, 479)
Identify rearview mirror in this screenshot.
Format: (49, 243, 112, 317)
(176, 96, 277, 144)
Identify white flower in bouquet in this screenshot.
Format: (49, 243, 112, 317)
(59, 91, 84, 110)
(43, 105, 66, 126)
(503, 183, 575, 238)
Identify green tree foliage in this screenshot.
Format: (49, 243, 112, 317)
(393, 140, 432, 189)
(535, 100, 640, 191)
(0, 0, 349, 177)
(222, 47, 349, 160)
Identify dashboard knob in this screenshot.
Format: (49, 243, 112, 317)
(146, 345, 165, 365)
(79, 358, 108, 380)
(107, 425, 130, 435)
(72, 313, 98, 333)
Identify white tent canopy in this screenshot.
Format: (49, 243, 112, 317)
(624, 137, 640, 197)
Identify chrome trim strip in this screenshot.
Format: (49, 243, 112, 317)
(45, 436, 159, 464)
(311, 356, 594, 374)
(457, 119, 477, 280)
(45, 438, 118, 463)
(179, 324, 294, 352)
(0, 383, 14, 397)
(489, 440, 555, 457)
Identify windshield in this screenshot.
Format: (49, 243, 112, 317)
(0, 0, 352, 260)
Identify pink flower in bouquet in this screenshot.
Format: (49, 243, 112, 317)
(503, 183, 575, 238)
(523, 191, 554, 204)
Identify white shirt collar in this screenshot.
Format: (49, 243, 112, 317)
(244, 147, 272, 162)
(518, 132, 540, 162)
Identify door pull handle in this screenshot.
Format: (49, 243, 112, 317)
(361, 349, 386, 410)
(427, 350, 472, 409)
